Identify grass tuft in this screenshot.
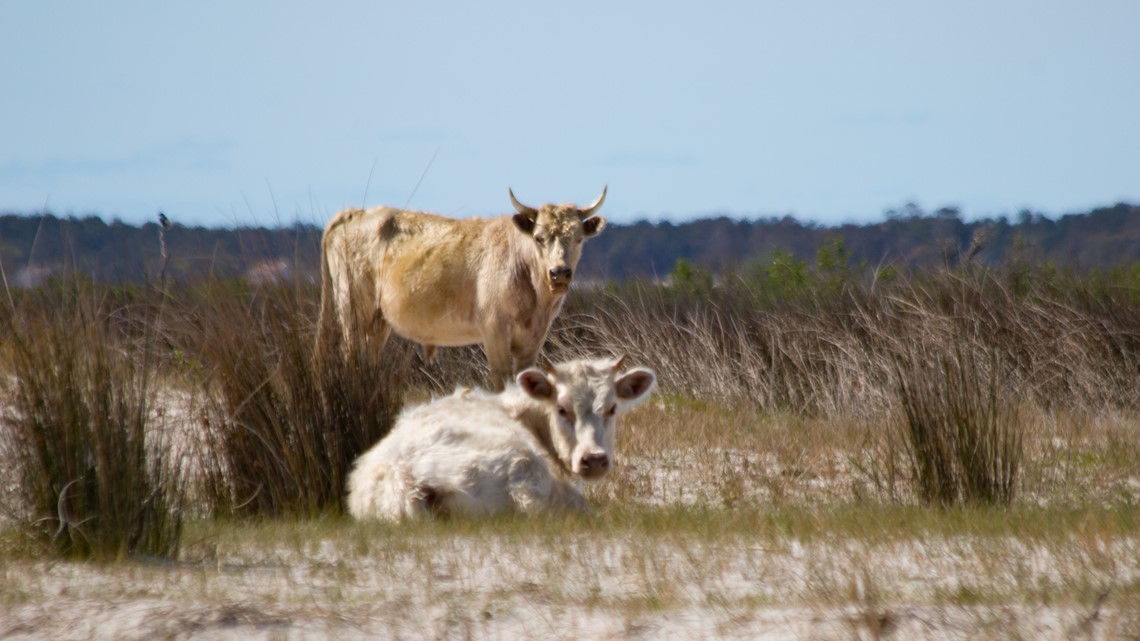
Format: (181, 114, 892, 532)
(0, 281, 183, 560)
(894, 343, 1022, 506)
(171, 282, 404, 517)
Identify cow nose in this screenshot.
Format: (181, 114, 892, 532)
(549, 266, 572, 283)
(579, 452, 609, 475)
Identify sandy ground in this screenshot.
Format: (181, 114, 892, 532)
(3, 533, 1137, 640)
(0, 599, 1117, 641)
(3, 388, 1139, 640)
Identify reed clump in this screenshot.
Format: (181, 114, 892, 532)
(168, 282, 405, 518)
(0, 281, 183, 559)
(893, 344, 1021, 506)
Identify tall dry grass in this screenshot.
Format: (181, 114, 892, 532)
(894, 344, 1021, 505)
(539, 266, 1139, 505)
(0, 281, 183, 559)
(545, 267, 1140, 417)
(167, 282, 405, 518)
(2, 256, 1138, 524)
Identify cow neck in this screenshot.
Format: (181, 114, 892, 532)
(507, 224, 566, 310)
(513, 402, 575, 480)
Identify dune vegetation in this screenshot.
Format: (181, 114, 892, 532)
(2, 243, 1139, 638)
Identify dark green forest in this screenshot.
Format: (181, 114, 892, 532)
(1, 202, 1138, 286)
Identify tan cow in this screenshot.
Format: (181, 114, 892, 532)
(317, 187, 607, 389)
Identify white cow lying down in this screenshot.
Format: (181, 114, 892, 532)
(347, 357, 657, 520)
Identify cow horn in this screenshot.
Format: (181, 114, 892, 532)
(611, 354, 626, 373)
(535, 354, 557, 375)
(509, 188, 533, 214)
(579, 185, 608, 219)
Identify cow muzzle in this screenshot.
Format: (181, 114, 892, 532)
(576, 452, 610, 479)
(548, 266, 573, 290)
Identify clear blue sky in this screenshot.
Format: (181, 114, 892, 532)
(3, 1, 1138, 228)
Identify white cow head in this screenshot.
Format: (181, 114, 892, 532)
(509, 187, 608, 293)
(516, 356, 656, 480)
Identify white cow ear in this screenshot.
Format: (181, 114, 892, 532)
(517, 369, 555, 400)
(615, 367, 656, 403)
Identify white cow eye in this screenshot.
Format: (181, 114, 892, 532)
(534, 235, 547, 246)
(605, 404, 616, 418)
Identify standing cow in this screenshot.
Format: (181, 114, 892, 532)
(317, 187, 608, 389)
(346, 356, 657, 520)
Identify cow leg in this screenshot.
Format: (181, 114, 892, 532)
(410, 483, 446, 518)
(548, 479, 590, 513)
(512, 342, 544, 373)
(507, 456, 553, 514)
(482, 324, 513, 391)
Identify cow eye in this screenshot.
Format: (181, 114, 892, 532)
(605, 404, 617, 418)
(534, 235, 547, 246)
(557, 406, 572, 420)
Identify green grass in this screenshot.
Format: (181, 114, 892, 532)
(178, 502, 1140, 557)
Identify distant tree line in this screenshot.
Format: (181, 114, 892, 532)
(0, 215, 319, 287)
(1, 203, 1138, 287)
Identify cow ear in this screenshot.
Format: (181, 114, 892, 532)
(582, 216, 606, 238)
(512, 212, 537, 235)
(517, 368, 555, 400)
(615, 367, 656, 403)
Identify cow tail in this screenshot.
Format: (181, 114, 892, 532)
(315, 230, 337, 364)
